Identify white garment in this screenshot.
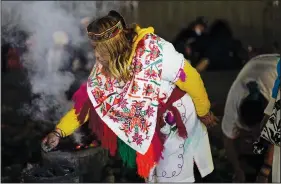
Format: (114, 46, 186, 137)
(222, 54, 279, 139)
(273, 145, 280, 183)
(264, 93, 280, 183)
(148, 41, 214, 182)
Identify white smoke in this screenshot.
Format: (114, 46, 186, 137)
(1, 1, 126, 123)
(2, 1, 139, 144)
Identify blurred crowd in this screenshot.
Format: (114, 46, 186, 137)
(2, 16, 280, 78)
(172, 17, 280, 72)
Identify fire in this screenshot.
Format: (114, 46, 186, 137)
(74, 141, 98, 150)
(75, 144, 83, 150)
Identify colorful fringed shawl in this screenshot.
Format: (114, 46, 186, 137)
(72, 32, 188, 178)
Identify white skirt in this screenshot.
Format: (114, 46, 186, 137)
(272, 145, 280, 183)
(148, 127, 214, 182)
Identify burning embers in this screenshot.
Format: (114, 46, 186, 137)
(75, 141, 98, 151)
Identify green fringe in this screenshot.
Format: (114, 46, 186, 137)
(117, 138, 136, 168)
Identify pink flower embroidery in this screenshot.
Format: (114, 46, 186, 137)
(105, 78, 114, 92)
(146, 45, 160, 61)
(119, 99, 128, 109)
(145, 60, 150, 65)
(132, 132, 144, 145)
(143, 84, 154, 97)
(109, 115, 119, 123)
(146, 106, 155, 117)
(92, 88, 105, 104)
(131, 81, 140, 94)
(144, 68, 158, 80)
(179, 68, 186, 82)
(136, 39, 146, 57)
(133, 60, 143, 74)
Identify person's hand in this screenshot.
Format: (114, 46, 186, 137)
(256, 164, 271, 183)
(199, 111, 219, 128)
(41, 129, 62, 152)
(256, 173, 268, 183)
(232, 168, 245, 183)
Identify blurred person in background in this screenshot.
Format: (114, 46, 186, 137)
(1, 29, 28, 73)
(172, 17, 208, 61)
(254, 59, 280, 183)
(202, 19, 244, 71)
(222, 53, 279, 182)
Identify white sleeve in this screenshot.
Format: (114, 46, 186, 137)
(264, 97, 276, 115)
(161, 41, 186, 83)
(221, 84, 242, 139)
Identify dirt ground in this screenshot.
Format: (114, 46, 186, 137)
(1, 70, 239, 183)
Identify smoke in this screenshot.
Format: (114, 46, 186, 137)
(1, 1, 127, 123)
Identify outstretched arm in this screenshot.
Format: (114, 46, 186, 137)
(56, 82, 90, 137)
(56, 108, 89, 137)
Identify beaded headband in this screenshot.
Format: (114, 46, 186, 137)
(87, 20, 123, 42)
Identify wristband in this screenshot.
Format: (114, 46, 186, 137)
(52, 130, 62, 138)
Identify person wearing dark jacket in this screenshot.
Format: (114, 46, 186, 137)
(172, 17, 208, 62)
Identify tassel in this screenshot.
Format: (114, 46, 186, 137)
(89, 106, 103, 140)
(136, 144, 155, 178)
(152, 131, 164, 162)
(136, 133, 164, 178)
(88, 105, 117, 156)
(117, 138, 136, 168)
(102, 123, 117, 156)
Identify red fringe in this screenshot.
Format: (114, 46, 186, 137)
(136, 132, 163, 178)
(102, 123, 117, 156)
(89, 106, 103, 140)
(88, 105, 117, 156)
(72, 82, 117, 156)
(152, 131, 164, 162)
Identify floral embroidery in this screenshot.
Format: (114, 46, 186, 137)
(144, 68, 158, 80)
(143, 84, 154, 97)
(105, 78, 114, 92)
(91, 88, 106, 104)
(87, 34, 164, 153)
(118, 99, 128, 109)
(133, 60, 143, 74)
(132, 132, 144, 145)
(136, 39, 146, 58)
(146, 106, 155, 118)
(145, 60, 150, 65)
(131, 81, 140, 94)
(146, 45, 160, 61)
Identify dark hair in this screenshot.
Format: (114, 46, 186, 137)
(87, 10, 136, 43)
(239, 81, 268, 127)
(209, 19, 232, 38)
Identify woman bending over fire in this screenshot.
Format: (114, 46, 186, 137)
(42, 10, 217, 182)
